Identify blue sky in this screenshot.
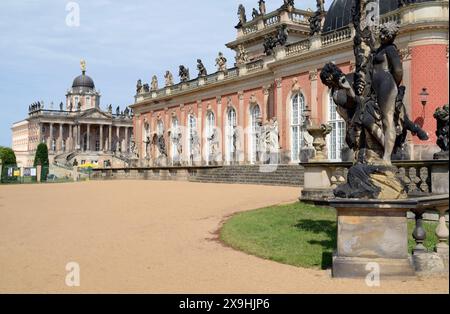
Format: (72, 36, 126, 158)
(0, 0, 328, 147)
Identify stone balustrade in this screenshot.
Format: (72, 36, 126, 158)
(285, 39, 311, 57)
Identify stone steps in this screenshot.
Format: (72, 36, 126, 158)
(189, 165, 304, 187)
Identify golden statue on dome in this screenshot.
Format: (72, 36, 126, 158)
(80, 59, 86, 73)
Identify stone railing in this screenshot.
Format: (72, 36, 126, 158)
(264, 13, 280, 27)
(243, 21, 259, 35)
(245, 59, 265, 73)
(321, 27, 353, 47)
(289, 11, 310, 25)
(285, 39, 311, 57)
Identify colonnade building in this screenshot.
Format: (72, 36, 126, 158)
(11, 62, 134, 168)
(130, 0, 449, 167)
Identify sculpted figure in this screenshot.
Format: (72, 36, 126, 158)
(208, 128, 220, 160)
(277, 25, 289, 46)
(236, 4, 247, 28)
(236, 45, 249, 64)
(143, 83, 150, 93)
(434, 104, 449, 159)
(259, 0, 266, 15)
(136, 79, 143, 94)
(150, 75, 158, 91)
(171, 126, 183, 161)
(197, 59, 207, 77)
(164, 71, 174, 87)
(263, 36, 277, 56)
(179, 65, 190, 83)
(252, 8, 260, 19)
(215, 52, 228, 74)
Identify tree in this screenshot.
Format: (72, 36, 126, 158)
(0, 146, 17, 165)
(34, 143, 49, 181)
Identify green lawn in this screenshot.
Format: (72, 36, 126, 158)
(220, 202, 441, 270)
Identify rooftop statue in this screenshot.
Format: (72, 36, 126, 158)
(164, 71, 174, 87)
(252, 8, 260, 19)
(263, 36, 277, 56)
(179, 65, 190, 83)
(277, 24, 289, 46)
(259, 0, 266, 15)
(281, 0, 295, 12)
(136, 79, 143, 94)
(215, 52, 228, 74)
(143, 83, 150, 93)
(309, 1, 325, 36)
(236, 4, 247, 29)
(197, 59, 207, 77)
(151, 75, 158, 91)
(319, 1, 428, 199)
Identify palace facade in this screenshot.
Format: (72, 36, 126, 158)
(11, 63, 134, 168)
(130, 0, 449, 167)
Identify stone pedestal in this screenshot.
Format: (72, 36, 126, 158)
(431, 161, 449, 194)
(300, 163, 334, 202)
(328, 195, 449, 279)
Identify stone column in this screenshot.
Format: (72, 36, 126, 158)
(86, 124, 91, 151)
(116, 126, 120, 152)
(108, 125, 112, 153)
(49, 123, 54, 151)
(99, 125, 104, 151)
(58, 123, 63, 152)
(68, 124, 73, 151)
(77, 124, 81, 150)
(124, 127, 129, 153)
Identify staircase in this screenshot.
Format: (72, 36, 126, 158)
(189, 165, 304, 187)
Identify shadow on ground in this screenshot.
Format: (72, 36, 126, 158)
(295, 219, 337, 269)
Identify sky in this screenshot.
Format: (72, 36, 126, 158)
(0, 0, 329, 147)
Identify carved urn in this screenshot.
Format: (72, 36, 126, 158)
(307, 123, 332, 161)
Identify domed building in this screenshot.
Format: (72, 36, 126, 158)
(11, 61, 134, 171)
(131, 0, 448, 168)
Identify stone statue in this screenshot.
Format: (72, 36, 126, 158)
(276, 24, 289, 46)
(155, 133, 167, 157)
(69, 102, 73, 112)
(259, 0, 266, 15)
(164, 71, 174, 87)
(77, 102, 81, 111)
(281, 0, 295, 12)
(171, 126, 183, 162)
(215, 52, 228, 74)
(190, 130, 201, 162)
(130, 136, 139, 158)
(197, 59, 207, 77)
(434, 104, 449, 160)
(151, 75, 158, 91)
(318, 4, 429, 199)
(207, 128, 220, 161)
(136, 79, 143, 94)
(108, 104, 112, 114)
(263, 36, 277, 56)
(59, 102, 63, 111)
(309, 10, 323, 36)
(236, 45, 249, 65)
(236, 4, 247, 28)
(179, 65, 190, 83)
(252, 8, 260, 19)
(143, 135, 152, 159)
(143, 83, 150, 93)
(124, 107, 130, 117)
(116, 106, 120, 116)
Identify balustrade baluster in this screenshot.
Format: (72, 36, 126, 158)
(435, 206, 449, 254)
(412, 209, 428, 254)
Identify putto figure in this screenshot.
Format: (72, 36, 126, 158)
(434, 104, 449, 160)
(215, 52, 228, 74)
(164, 71, 174, 87)
(197, 59, 207, 77)
(179, 65, 190, 83)
(150, 75, 158, 91)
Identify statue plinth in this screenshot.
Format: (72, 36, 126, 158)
(328, 195, 448, 278)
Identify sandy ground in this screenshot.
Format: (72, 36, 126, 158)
(0, 181, 448, 294)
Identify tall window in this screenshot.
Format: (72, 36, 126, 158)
(143, 122, 150, 158)
(290, 93, 306, 162)
(225, 108, 237, 163)
(86, 96, 91, 109)
(171, 117, 179, 161)
(249, 105, 261, 164)
(206, 112, 215, 163)
(157, 120, 164, 136)
(187, 114, 197, 163)
(327, 92, 346, 161)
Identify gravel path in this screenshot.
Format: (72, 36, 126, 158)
(0, 181, 447, 293)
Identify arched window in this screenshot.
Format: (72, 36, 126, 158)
(171, 117, 179, 162)
(327, 92, 346, 161)
(157, 120, 164, 136)
(225, 108, 237, 163)
(249, 105, 261, 164)
(187, 114, 197, 163)
(86, 96, 91, 109)
(206, 111, 215, 163)
(290, 93, 306, 162)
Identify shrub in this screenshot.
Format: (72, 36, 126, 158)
(34, 143, 49, 181)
